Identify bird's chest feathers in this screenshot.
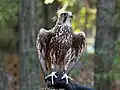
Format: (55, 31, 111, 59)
(55, 25, 73, 44)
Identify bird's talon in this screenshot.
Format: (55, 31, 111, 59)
(45, 72, 57, 85)
(61, 73, 73, 84)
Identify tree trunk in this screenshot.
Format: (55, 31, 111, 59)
(19, 0, 40, 90)
(94, 0, 115, 90)
(41, 0, 60, 29)
(41, 0, 49, 29)
(84, 0, 89, 37)
(115, 0, 120, 56)
(0, 52, 8, 90)
(114, 1, 120, 89)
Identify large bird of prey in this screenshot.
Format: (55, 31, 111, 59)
(36, 11, 86, 85)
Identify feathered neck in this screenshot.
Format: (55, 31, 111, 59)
(53, 23, 73, 34)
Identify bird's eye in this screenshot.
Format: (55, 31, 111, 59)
(60, 13, 67, 17)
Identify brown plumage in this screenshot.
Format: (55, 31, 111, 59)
(36, 11, 86, 84)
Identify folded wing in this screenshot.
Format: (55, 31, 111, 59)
(36, 28, 55, 77)
(67, 32, 86, 74)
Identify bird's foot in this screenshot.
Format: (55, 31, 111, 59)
(61, 73, 73, 84)
(45, 71, 57, 85)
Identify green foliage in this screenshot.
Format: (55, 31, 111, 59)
(72, 7, 96, 32)
(114, 42, 120, 64)
(44, 0, 96, 32)
(0, 29, 16, 52)
(0, 0, 18, 28)
(44, 0, 54, 4)
(0, 0, 19, 52)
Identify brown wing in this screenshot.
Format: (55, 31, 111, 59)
(36, 28, 55, 77)
(67, 32, 86, 74)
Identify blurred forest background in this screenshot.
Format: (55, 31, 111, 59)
(0, 0, 120, 90)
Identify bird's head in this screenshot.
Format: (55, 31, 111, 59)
(56, 11, 73, 25)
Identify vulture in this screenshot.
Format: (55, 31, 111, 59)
(36, 11, 86, 85)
